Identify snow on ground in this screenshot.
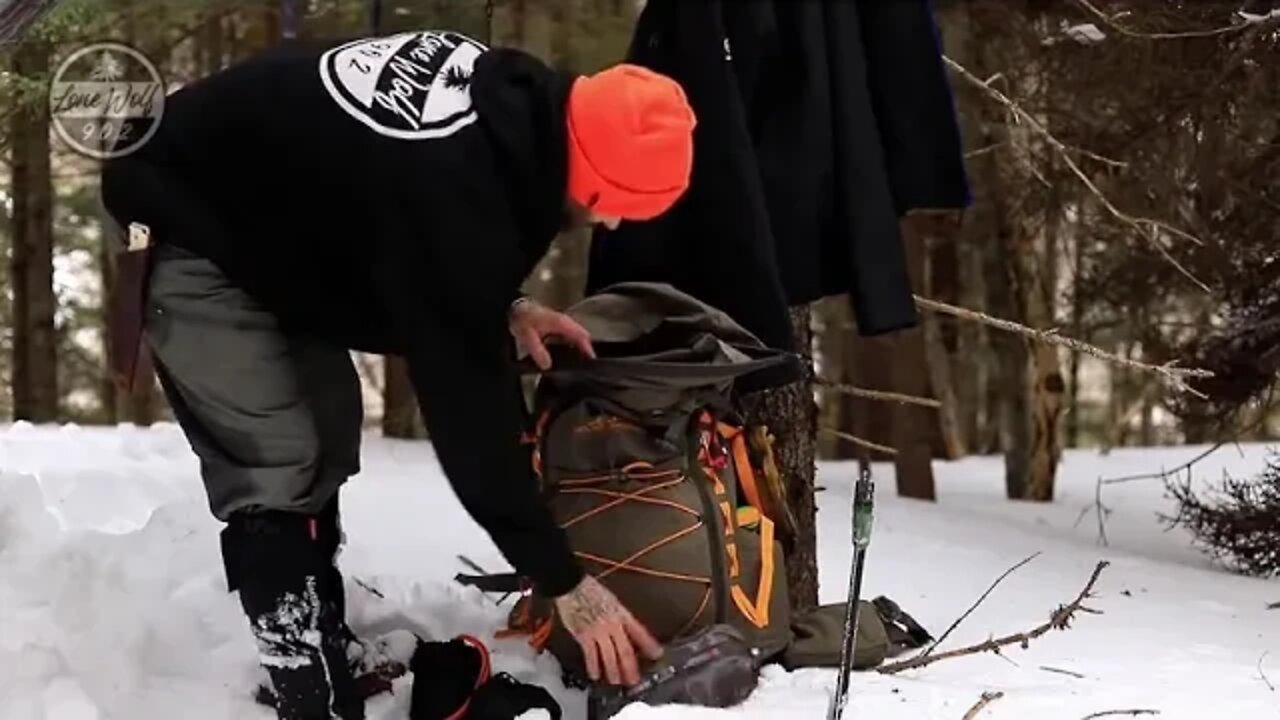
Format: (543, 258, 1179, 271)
(1, 422, 1277, 719)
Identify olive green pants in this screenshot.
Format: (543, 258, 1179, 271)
(145, 244, 363, 520)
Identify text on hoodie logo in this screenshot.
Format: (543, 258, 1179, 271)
(319, 31, 487, 140)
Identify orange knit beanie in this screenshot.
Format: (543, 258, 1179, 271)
(565, 64, 696, 221)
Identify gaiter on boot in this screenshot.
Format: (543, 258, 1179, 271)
(223, 508, 363, 720)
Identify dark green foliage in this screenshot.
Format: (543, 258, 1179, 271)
(1165, 454, 1280, 577)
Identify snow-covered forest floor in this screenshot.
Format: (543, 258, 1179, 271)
(2, 423, 1277, 719)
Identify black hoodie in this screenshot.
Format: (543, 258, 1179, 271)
(101, 31, 584, 596)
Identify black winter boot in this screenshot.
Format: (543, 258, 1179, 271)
(310, 498, 410, 695)
(223, 508, 363, 720)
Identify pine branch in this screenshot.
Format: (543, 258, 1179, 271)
(879, 561, 1109, 675)
(914, 296, 1213, 397)
(918, 552, 1043, 661)
(962, 691, 1005, 720)
(819, 426, 897, 456)
(940, 54, 1211, 292)
(816, 379, 942, 409)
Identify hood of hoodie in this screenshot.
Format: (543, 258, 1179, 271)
(469, 48, 577, 273)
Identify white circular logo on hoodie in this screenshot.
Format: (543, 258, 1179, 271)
(319, 31, 487, 140)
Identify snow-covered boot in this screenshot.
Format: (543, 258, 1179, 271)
(223, 508, 363, 719)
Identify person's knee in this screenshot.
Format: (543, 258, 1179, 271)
(203, 426, 325, 518)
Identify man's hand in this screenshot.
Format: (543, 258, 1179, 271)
(554, 575, 664, 686)
(508, 297, 595, 370)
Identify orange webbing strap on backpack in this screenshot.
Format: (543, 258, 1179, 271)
(702, 416, 775, 630)
(523, 409, 553, 479)
(718, 422, 765, 514)
(730, 516, 776, 628)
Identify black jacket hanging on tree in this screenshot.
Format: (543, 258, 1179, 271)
(587, 0, 970, 344)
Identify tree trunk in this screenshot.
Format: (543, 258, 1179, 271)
(279, 0, 302, 39)
(1139, 393, 1156, 446)
(126, 375, 160, 425)
(506, 0, 527, 47)
(99, 218, 120, 423)
(202, 9, 224, 74)
(551, 0, 579, 71)
(814, 297, 848, 459)
(1066, 211, 1085, 448)
(920, 223, 967, 460)
(847, 328, 895, 459)
(382, 356, 423, 438)
(990, 253, 1032, 499)
(10, 40, 58, 423)
(1025, 294, 1064, 500)
(939, 0, 989, 454)
(742, 306, 817, 614)
(888, 219, 938, 500)
(1021, 45, 1064, 502)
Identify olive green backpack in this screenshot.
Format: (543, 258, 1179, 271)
(485, 284, 931, 683)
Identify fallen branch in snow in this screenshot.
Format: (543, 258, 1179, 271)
(879, 561, 1109, 675)
(1079, 710, 1160, 719)
(815, 378, 942, 409)
(353, 576, 385, 600)
(961, 691, 1005, 720)
(1041, 665, 1087, 679)
(1268, 601, 1280, 610)
(941, 54, 1210, 292)
(1071, 476, 1115, 547)
(918, 552, 1043, 661)
(820, 426, 897, 456)
(914, 296, 1213, 396)
(1071, 0, 1271, 39)
(1260, 651, 1275, 692)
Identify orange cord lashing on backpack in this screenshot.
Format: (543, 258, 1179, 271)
(524, 408, 553, 478)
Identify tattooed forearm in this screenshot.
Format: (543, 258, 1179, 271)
(556, 576, 622, 633)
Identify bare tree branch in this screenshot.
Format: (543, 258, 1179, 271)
(1083, 392, 1280, 545)
(1041, 665, 1086, 679)
(918, 552, 1043, 660)
(1072, 0, 1275, 40)
(1080, 710, 1160, 720)
(914, 296, 1213, 396)
(1260, 651, 1275, 692)
(820, 426, 897, 456)
(352, 576, 385, 600)
(941, 54, 1210, 291)
(962, 691, 1005, 720)
(1094, 476, 1111, 546)
(879, 561, 1110, 675)
(816, 378, 943, 409)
